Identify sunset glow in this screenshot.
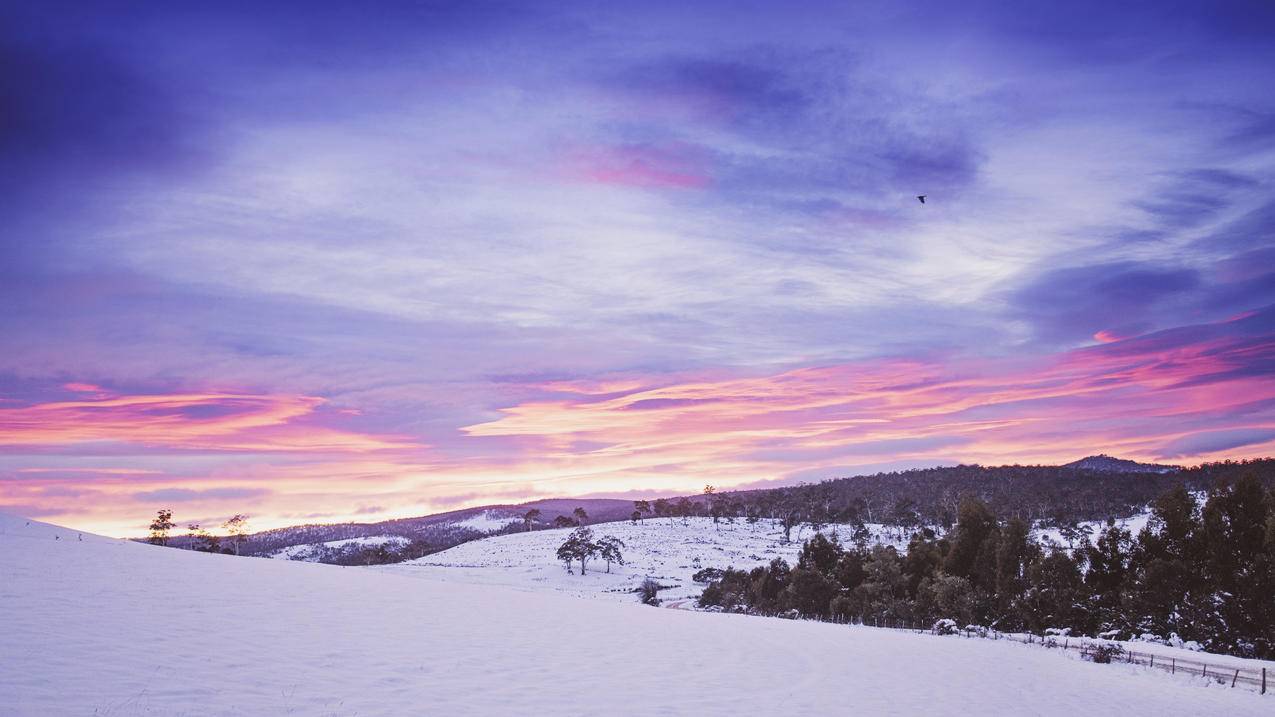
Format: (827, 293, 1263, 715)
(3, 1, 1273, 536)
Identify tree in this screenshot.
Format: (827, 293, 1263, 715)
(553, 514, 577, 529)
(523, 509, 541, 532)
(779, 508, 802, 543)
(222, 514, 249, 556)
(573, 506, 589, 526)
(634, 500, 651, 522)
(193, 527, 222, 553)
(675, 497, 693, 525)
(943, 497, 997, 582)
(556, 528, 598, 575)
(185, 523, 200, 550)
(148, 509, 174, 546)
(653, 498, 671, 523)
(1084, 519, 1132, 631)
(597, 535, 625, 573)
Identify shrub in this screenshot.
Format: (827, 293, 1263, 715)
(932, 618, 959, 635)
(638, 578, 662, 606)
(692, 567, 724, 583)
(1086, 643, 1125, 664)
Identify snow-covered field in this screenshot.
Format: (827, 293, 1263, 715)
(384, 517, 918, 604)
(3, 511, 1271, 716)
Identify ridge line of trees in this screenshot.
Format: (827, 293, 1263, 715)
(699, 474, 1275, 659)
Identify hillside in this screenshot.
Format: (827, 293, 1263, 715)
(3, 511, 1269, 716)
(169, 498, 636, 561)
(385, 514, 1155, 604)
(148, 458, 1274, 566)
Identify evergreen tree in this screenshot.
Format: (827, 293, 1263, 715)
(1084, 519, 1133, 632)
(943, 497, 996, 581)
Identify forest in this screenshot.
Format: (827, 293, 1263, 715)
(691, 458, 1275, 531)
(698, 471, 1275, 659)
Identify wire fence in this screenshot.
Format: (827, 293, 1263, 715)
(848, 617, 1271, 696)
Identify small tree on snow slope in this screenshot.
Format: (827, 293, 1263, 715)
(556, 527, 598, 575)
(148, 509, 175, 546)
(523, 508, 541, 532)
(222, 514, 250, 556)
(596, 535, 625, 573)
(573, 506, 589, 526)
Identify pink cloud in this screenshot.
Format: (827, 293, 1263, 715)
(560, 143, 711, 189)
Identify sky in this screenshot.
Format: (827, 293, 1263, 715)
(2, 1, 1274, 536)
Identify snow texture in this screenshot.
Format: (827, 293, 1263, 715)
(2, 512, 1270, 716)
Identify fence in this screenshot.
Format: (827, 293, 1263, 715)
(850, 617, 1270, 696)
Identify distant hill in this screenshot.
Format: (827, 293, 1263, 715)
(1064, 454, 1179, 474)
(209, 497, 635, 563)
(161, 457, 1272, 564)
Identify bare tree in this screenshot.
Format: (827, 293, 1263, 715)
(573, 506, 589, 526)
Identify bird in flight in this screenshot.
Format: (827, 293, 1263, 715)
(916, 195, 927, 204)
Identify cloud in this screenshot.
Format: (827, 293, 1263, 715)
(1011, 261, 1202, 344)
(132, 487, 272, 502)
(1157, 428, 1275, 459)
(0, 390, 414, 453)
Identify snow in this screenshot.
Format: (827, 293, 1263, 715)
(385, 517, 811, 603)
(1032, 511, 1153, 548)
(3, 511, 1271, 716)
(268, 534, 410, 561)
(383, 517, 915, 604)
(446, 509, 522, 533)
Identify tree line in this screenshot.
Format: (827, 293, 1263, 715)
(699, 473, 1275, 659)
(148, 509, 251, 555)
(618, 460, 1273, 541)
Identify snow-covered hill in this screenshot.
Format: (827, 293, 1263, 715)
(268, 534, 412, 561)
(384, 517, 914, 604)
(3, 511, 1270, 716)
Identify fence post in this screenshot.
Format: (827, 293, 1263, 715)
(1261, 667, 1266, 694)
(1231, 669, 1239, 688)
(1202, 664, 1207, 680)
(1171, 658, 1175, 675)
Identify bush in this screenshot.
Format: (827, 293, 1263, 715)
(932, 618, 959, 635)
(638, 578, 662, 606)
(1086, 643, 1125, 664)
(692, 567, 724, 583)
